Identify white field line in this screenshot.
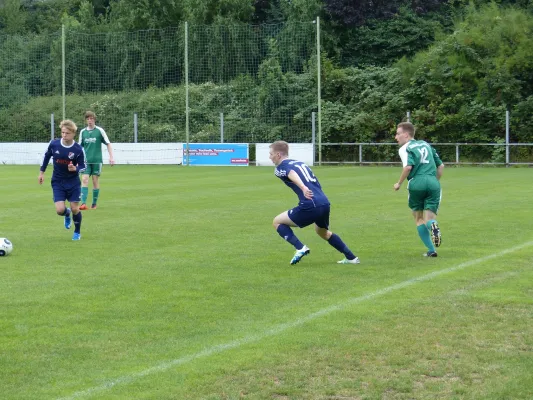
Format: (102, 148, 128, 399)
(58, 240, 533, 400)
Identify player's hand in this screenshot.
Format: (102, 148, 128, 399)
(303, 186, 313, 199)
(393, 182, 401, 191)
(110, 159, 115, 166)
(68, 162, 76, 172)
(38, 175, 44, 185)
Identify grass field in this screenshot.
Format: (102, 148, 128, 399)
(1, 165, 532, 400)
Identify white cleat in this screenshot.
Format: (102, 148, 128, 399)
(337, 257, 360, 264)
(290, 245, 310, 265)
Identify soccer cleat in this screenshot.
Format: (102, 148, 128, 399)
(64, 208, 72, 229)
(290, 245, 310, 265)
(430, 221, 441, 248)
(337, 257, 361, 264)
(423, 251, 438, 257)
(79, 204, 88, 210)
(72, 232, 81, 241)
(90, 204, 97, 209)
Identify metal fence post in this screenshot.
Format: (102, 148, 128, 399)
(456, 144, 459, 164)
(506, 110, 510, 167)
(311, 112, 316, 165)
(220, 112, 224, 143)
(51, 113, 54, 140)
(134, 112, 138, 143)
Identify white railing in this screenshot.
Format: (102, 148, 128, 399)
(319, 142, 533, 165)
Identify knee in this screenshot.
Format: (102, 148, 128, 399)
(315, 228, 331, 240)
(56, 209, 65, 216)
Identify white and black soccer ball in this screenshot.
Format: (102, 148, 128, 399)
(0, 238, 13, 256)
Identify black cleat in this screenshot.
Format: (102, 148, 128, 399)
(430, 222, 441, 248)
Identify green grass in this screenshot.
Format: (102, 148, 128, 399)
(1, 165, 532, 400)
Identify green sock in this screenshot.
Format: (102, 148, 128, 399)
(92, 189, 100, 205)
(417, 224, 435, 252)
(81, 187, 88, 204)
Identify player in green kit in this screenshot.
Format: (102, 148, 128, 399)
(78, 111, 115, 210)
(393, 122, 444, 257)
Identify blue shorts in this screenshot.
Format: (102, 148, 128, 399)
(51, 179, 82, 203)
(288, 204, 330, 229)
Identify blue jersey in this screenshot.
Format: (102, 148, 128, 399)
(275, 159, 330, 209)
(40, 139, 86, 181)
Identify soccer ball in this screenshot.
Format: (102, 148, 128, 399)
(0, 238, 13, 256)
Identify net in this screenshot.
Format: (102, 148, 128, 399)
(0, 22, 318, 165)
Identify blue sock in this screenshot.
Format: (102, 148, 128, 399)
(328, 233, 356, 260)
(276, 225, 304, 250)
(73, 212, 82, 234)
(417, 224, 435, 252)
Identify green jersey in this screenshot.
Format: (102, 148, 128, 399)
(399, 139, 443, 180)
(79, 125, 111, 164)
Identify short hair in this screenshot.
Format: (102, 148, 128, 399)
(397, 122, 415, 138)
(270, 140, 289, 156)
(60, 119, 77, 134)
(84, 111, 96, 120)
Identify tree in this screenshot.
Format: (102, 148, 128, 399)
(0, 0, 28, 34)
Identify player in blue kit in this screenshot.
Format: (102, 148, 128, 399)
(269, 141, 360, 265)
(38, 120, 86, 241)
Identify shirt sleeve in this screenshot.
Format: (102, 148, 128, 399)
(99, 127, 111, 145)
(39, 142, 53, 172)
(76, 147, 87, 174)
(432, 146, 443, 167)
(398, 144, 409, 167)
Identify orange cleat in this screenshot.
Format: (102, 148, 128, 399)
(79, 204, 87, 210)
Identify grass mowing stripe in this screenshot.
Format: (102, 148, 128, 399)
(58, 239, 533, 400)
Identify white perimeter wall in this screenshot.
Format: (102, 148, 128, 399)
(0, 142, 314, 166)
(255, 143, 314, 166)
(0, 143, 184, 165)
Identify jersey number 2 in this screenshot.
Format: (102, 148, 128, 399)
(418, 147, 430, 164)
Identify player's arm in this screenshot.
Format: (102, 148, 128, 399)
(394, 146, 412, 191)
(432, 146, 444, 180)
(288, 169, 313, 199)
(436, 163, 444, 180)
(38, 144, 53, 184)
(106, 143, 115, 166)
(394, 165, 412, 191)
(76, 149, 87, 174)
(101, 129, 115, 165)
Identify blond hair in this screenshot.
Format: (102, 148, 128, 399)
(60, 119, 78, 134)
(269, 140, 289, 156)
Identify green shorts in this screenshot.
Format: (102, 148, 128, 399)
(84, 162, 103, 176)
(407, 175, 441, 213)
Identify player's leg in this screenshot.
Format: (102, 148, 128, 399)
(91, 164, 102, 209)
(409, 182, 436, 256)
(80, 165, 91, 209)
(424, 182, 442, 247)
(313, 205, 359, 264)
(67, 184, 83, 240)
(413, 210, 436, 256)
(273, 208, 309, 265)
(53, 184, 71, 229)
